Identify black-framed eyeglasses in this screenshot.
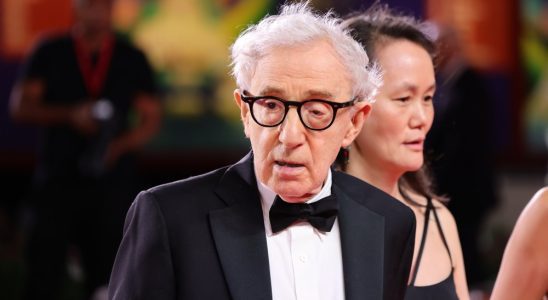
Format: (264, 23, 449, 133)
(240, 90, 357, 131)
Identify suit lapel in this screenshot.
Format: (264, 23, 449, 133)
(209, 153, 272, 300)
(334, 183, 385, 300)
(209, 155, 386, 299)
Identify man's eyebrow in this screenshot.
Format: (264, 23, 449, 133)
(257, 86, 285, 96)
(305, 90, 335, 99)
(257, 87, 335, 100)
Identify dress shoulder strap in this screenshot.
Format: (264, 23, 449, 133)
(409, 198, 454, 286)
(431, 200, 454, 265)
(409, 199, 433, 286)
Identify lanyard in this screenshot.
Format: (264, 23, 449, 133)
(73, 34, 114, 99)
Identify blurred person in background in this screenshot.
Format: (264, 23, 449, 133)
(340, 5, 469, 299)
(424, 23, 498, 292)
(9, 0, 161, 298)
(491, 187, 548, 300)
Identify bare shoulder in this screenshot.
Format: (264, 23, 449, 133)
(517, 187, 548, 230)
(508, 187, 548, 279)
(431, 199, 458, 229)
(517, 187, 548, 239)
(491, 187, 548, 300)
(408, 195, 461, 245)
(529, 187, 548, 214)
(431, 199, 463, 255)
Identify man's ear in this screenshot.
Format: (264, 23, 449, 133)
(234, 89, 250, 138)
(341, 101, 371, 147)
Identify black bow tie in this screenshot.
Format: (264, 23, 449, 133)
(269, 194, 339, 234)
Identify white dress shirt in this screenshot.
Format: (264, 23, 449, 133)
(257, 170, 345, 300)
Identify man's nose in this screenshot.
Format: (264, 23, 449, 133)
(278, 108, 305, 148)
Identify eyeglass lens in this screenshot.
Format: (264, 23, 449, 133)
(253, 98, 334, 129)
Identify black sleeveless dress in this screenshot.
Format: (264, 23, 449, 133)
(404, 199, 459, 300)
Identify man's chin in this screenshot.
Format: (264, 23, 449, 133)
(274, 184, 318, 203)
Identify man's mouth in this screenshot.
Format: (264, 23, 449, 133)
(275, 160, 304, 168)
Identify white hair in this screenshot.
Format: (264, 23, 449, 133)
(230, 1, 381, 103)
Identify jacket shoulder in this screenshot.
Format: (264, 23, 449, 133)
(148, 166, 228, 195)
(332, 170, 414, 222)
(137, 166, 231, 213)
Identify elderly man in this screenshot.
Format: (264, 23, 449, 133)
(109, 3, 414, 300)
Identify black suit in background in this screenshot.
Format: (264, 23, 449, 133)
(109, 152, 415, 300)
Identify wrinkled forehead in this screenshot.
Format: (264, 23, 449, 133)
(251, 40, 354, 100)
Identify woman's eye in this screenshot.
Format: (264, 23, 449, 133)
(424, 95, 433, 102)
(394, 96, 410, 102)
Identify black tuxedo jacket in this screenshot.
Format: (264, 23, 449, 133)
(108, 153, 415, 299)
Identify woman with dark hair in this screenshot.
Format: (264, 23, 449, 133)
(340, 5, 469, 299)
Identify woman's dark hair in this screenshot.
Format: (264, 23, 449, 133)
(337, 4, 445, 206)
(341, 4, 437, 65)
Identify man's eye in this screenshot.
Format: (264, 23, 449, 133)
(266, 102, 278, 109)
(259, 99, 283, 111)
(310, 109, 325, 116)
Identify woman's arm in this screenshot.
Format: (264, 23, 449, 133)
(491, 187, 548, 300)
